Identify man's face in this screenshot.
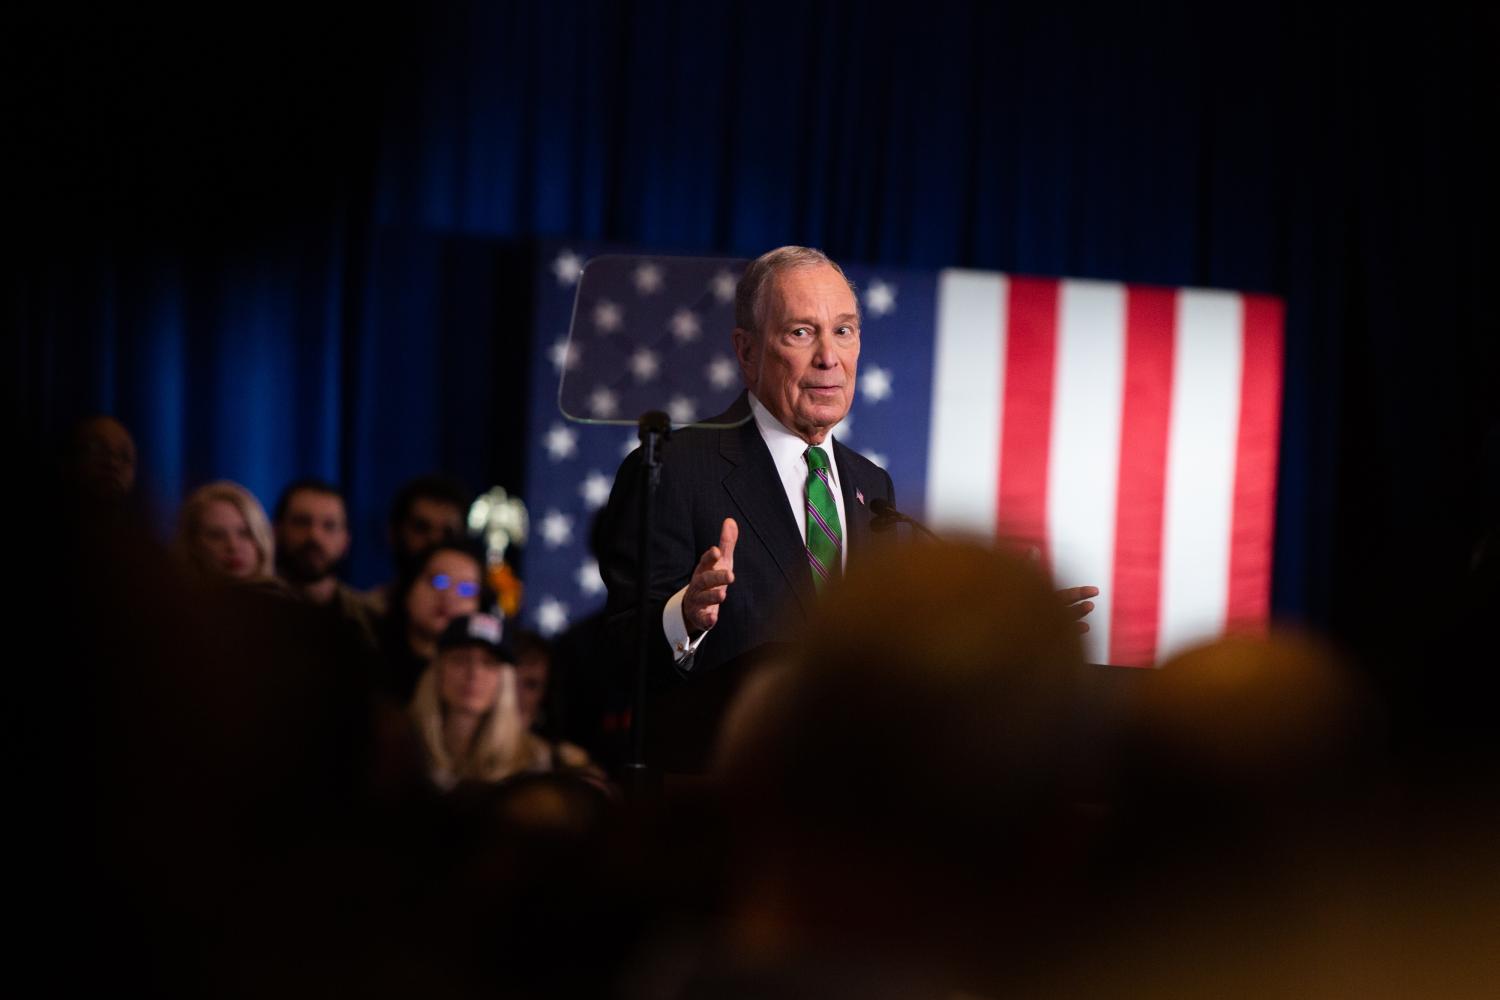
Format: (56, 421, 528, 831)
(396, 497, 464, 559)
(277, 490, 350, 583)
(733, 263, 860, 444)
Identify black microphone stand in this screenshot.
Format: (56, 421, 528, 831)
(624, 410, 670, 801)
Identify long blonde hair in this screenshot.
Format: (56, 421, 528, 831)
(174, 480, 277, 580)
(409, 659, 526, 786)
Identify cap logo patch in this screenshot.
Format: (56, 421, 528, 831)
(468, 614, 503, 644)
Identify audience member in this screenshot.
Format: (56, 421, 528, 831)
(173, 480, 277, 583)
(511, 629, 599, 776)
(49, 428, 1495, 999)
(702, 541, 1089, 997)
(513, 629, 549, 728)
(409, 613, 527, 789)
(50, 457, 424, 997)
(272, 479, 379, 650)
(405, 609, 602, 789)
(63, 414, 137, 502)
(366, 475, 469, 615)
(432, 771, 633, 998)
(1037, 632, 1498, 999)
(379, 541, 490, 703)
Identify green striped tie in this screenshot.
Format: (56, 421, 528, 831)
(804, 446, 843, 592)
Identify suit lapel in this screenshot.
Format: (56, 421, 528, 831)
(833, 439, 873, 570)
(718, 395, 815, 617)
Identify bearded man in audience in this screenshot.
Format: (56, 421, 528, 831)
(273, 478, 379, 652)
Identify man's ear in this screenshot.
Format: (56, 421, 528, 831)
(732, 327, 758, 389)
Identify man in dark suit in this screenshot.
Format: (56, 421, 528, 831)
(600, 246, 1093, 766)
(602, 391, 892, 682)
(599, 247, 889, 759)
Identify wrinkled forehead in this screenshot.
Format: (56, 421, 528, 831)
(762, 264, 860, 327)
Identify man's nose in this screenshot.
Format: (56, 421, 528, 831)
(811, 331, 838, 366)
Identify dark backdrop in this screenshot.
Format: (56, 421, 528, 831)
(8, 3, 1496, 686)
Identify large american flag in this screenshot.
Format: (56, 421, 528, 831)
(521, 241, 1282, 667)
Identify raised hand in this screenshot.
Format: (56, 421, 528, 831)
(682, 518, 738, 635)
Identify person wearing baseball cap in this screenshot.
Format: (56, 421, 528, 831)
(409, 612, 526, 788)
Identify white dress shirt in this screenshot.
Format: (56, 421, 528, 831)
(662, 393, 850, 664)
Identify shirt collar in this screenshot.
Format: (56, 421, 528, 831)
(747, 392, 840, 478)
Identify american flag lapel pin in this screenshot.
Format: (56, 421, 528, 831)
(855, 488, 865, 505)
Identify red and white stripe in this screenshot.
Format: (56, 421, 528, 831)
(926, 271, 1283, 666)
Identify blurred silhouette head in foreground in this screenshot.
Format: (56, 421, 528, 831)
(1057, 630, 1500, 998)
(713, 540, 1088, 992)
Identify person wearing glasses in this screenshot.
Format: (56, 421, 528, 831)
(378, 541, 494, 704)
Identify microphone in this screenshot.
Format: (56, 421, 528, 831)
(869, 497, 940, 540)
(869, 497, 898, 520)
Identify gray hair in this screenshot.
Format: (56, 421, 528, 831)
(734, 245, 858, 333)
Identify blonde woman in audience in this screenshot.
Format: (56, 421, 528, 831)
(410, 613, 527, 788)
(410, 613, 606, 792)
(175, 480, 277, 583)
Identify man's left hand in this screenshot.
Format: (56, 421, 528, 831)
(1057, 586, 1099, 633)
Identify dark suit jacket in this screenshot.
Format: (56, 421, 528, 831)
(598, 393, 895, 763)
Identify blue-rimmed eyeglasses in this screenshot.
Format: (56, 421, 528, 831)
(428, 573, 480, 599)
